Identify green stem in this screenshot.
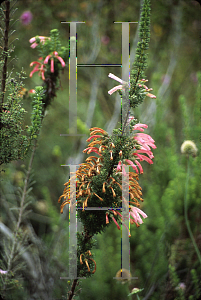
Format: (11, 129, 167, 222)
(127, 284, 131, 298)
(184, 157, 201, 265)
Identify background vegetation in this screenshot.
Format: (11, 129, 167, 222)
(0, 0, 200, 299)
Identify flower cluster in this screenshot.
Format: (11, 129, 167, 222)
(80, 250, 96, 274)
(108, 73, 156, 99)
(59, 123, 156, 234)
(30, 57, 46, 80)
(28, 30, 68, 111)
(29, 32, 66, 81)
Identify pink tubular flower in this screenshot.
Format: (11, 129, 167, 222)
(29, 89, 36, 94)
(133, 124, 156, 151)
(44, 51, 65, 73)
(127, 116, 135, 125)
(134, 133, 156, 151)
(114, 210, 131, 236)
(133, 123, 148, 132)
(130, 206, 147, 226)
(106, 213, 109, 224)
(108, 210, 131, 236)
(176, 283, 186, 291)
(132, 129, 156, 173)
(136, 149, 154, 159)
(112, 216, 120, 230)
(0, 269, 8, 275)
(134, 160, 144, 173)
(134, 153, 153, 164)
(108, 73, 128, 95)
(146, 92, 156, 99)
(117, 161, 122, 171)
(128, 149, 154, 174)
(138, 79, 156, 99)
(30, 57, 46, 80)
(121, 123, 156, 173)
(29, 36, 50, 49)
(116, 161, 127, 176)
(125, 159, 139, 174)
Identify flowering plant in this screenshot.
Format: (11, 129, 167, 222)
(29, 29, 68, 110)
(58, 0, 156, 298)
(59, 120, 156, 235)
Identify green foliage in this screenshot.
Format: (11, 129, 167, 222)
(169, 264, 185, 300)
(130, 0, 151, 108)
(0, 74, 44, 166)
(0, 1, 45, 167)
(0, 3, 69, 299)
(77, 232, 97, 278)
(190, 269, 201, 299)
(128, 73, 201, 299)
(28, 86, 44, 139)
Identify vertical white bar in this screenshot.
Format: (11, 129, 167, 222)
(122, 165, 130, 276)
(69, 165, 77, 278)
(69, 23, 77, 135)
(121, 23, 130, 276)
(122, 22, 130, 136)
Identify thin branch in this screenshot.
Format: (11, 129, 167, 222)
(1, 0, 10, 104)
(3, 140, 37, 290)
(68, 279, 78, 300)
(0, 221, 38, 280)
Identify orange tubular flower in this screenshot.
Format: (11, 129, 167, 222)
(89, 258, 96, 274)
(83, 147, 101, 155)
(94, 193, 104, 201)
(90, 127, 108, 135)
(87, 135, 102, 142)
(79, 251, 96, 274)
(102, 182, 106, 193)
(109, 186, 116, 197)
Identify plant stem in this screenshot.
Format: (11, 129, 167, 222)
(184, 157, 201, 265)
(68, 278, 78, 300)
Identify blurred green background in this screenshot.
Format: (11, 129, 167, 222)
(0, 0, 200, 299)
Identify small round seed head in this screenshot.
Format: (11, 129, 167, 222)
(181, 140, 198, 157)
(115, 268, 132, 284)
